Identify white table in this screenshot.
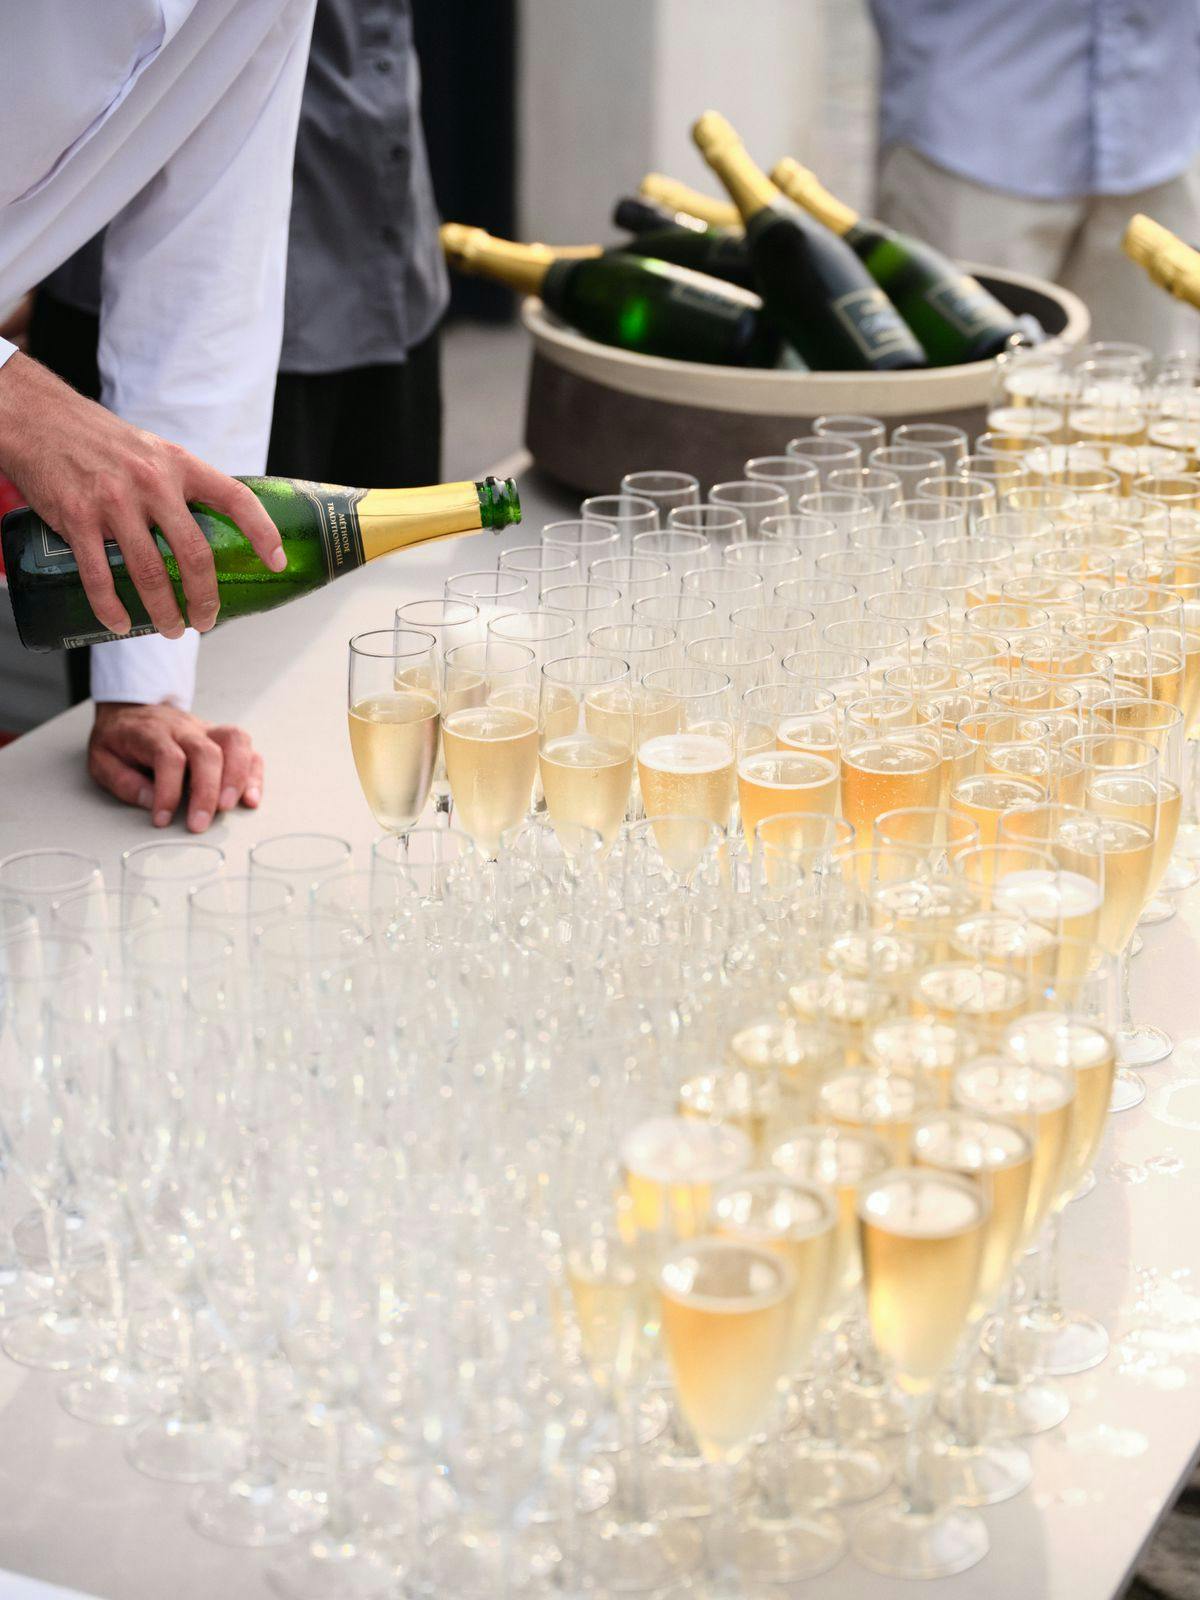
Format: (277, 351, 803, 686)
(2, 465, 1200, 1599)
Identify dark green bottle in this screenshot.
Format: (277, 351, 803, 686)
(441, 223, 779, 367)
(772, 158, 1026, 365)
(692, 112, 927, 373)
(2, 475, 520, 651)
(613, 196, 755, 290)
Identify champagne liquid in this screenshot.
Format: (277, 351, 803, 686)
(950, 773, 1046, 849)
(913, 1114, 1032, 1313)
(1149, 781, 1182, 896)
(566, 1238, 653, 1388)
(441, 703, 539, 855)
(865, 1017, 978, 1107)
(621, 1116, 750, 1238)
(714, 1178, 838, 1364)
(994, 868, 1104, 971)
(1004, 1014, 1116, 1197)
(638, 731, 736, 842)
(1077, 789, 1157, 952)
(914, 962, 1030, 1029)
(858, 1171, 987, 1391)
(587, 683, 680, 746)
(678, 1069, 806, 1156)
(538, 734, 633, 846)
(659, 1239, 794, 1456)
(737, 750, 838, 840)
(729, 1019, 841, 1094)
(771, 1126, 891, 1306)
(952, 1060, 1073, 1242)
(347, 691, 440, 832)
(819, 1069, 924, 1166)
(840, 740, 941, 838)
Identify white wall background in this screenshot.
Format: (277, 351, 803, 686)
(517, 0, 840, 245)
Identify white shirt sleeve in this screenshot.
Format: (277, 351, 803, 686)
(85, 0, 313, 711)
(0, 337, 16, 370)
(91, 632, 199, 707)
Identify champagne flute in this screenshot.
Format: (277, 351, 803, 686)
(539, 655, 634, 850)
(347, 629, 439, 834)
(711, 1172, 845, 1581)
(659, 1238, 796, 1597)
(441, 639, 540, 860)
(850, 1169, 990, 1579)
(636, 668, 737, 856)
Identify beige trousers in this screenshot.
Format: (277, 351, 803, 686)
(877, 144, 1200, 355)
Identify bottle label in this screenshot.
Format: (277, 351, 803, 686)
(292, 481, 368, 576)
(61, 622, 158, 648)
(925, 275, 1000, 338)
(830, 287, 919, 362)
(667, 278, 754, 323)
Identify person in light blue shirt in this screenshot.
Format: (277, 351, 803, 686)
(869, 0, 1200, 350)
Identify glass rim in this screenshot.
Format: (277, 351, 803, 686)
(121, 839, 225, 876)
(0, 847, 102, 891)
(540, 652, 630, 688)
(394, 596, 479, 627)
(349, 626, 437, 659)
(443, 638, 537, 670)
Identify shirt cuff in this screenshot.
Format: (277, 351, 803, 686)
(91, 631, 199, 710)
(0, 336, 18, 370)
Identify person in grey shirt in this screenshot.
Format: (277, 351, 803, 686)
(266, 0, 449, 486)
(31, 0, 449, 491)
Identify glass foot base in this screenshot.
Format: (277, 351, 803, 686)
(12, 1209, 107, 1274)
(1137, 896, 1177, 927)
(835, 1376, 909, 1439)
(852, 1497, 989, 1580)
(1018, 1308, 1109, 1376)
(1070, 1169, 1097, 1202)
(2, 1308, 110, 1372)
(1118, 1024, 1173, 1069)
(576, 1515, 705, 1593)
(589, 1390, 669, 1454)
(265, 1411, 382, 1475)
(1171, 823, 1200, 862)
(267, 1539, 395, 1600)
(636, 1443, 753, 1518)
(924, 1437, 1031, 1507)
(973, 1373, 1070, 1438)
(189, 1469, 326, 1547)
(1163, 855, 1200, 892)
(1129, 932, 1145, 957)
(733, 1507, 847, 1582)
(126, 1414, 244, 1483)
(1110, 1069, 1146, 1112)
(0, 1269, 49, 1322)
(59, 1362, 155, 1427)
(775, 1436, 892, 1506)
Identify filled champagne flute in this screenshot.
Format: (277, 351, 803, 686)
(910, 1109, 1035, 1507)
(1003, 994, 1117, 1377)
(950, 1053, 1076, 1438)
(636, 668, 738, 855)
(737, 686, 839, 846)
(347, 629, 440, 834)
(841, 705, 942, 849)
(709, 1172, 846, 1580)
(658, 1238, 796, 1596)
(1071, 732, 1162, 1071)
(441, 639, 540, 859)
(851, 1168, 990, 1579)
(539, 655, 634, 850)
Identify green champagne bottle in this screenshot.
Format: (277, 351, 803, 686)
(639, 173, 740, 230)
(1, 474, 521, 652)
(613, 197, 755, 290)
(691, 112, 927, 373)
(440, 223, 779, 367)
(1124, 212, 1200, 309)
(771, 158, 1025, 364)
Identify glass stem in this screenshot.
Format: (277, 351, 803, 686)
(42, 1200, 73, 1318)
(1029, 1213, 1064, 1321)
(894, 1395, 936, 1518)
(1120, 941, 1135, 1034)
(176, 1302, 206, 1424)
(104, 1239, 128, 1362)
(322, 1411, 356, 1545)
(755, 1386, 796, 1520)
(613, 1385, 648, 1524)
